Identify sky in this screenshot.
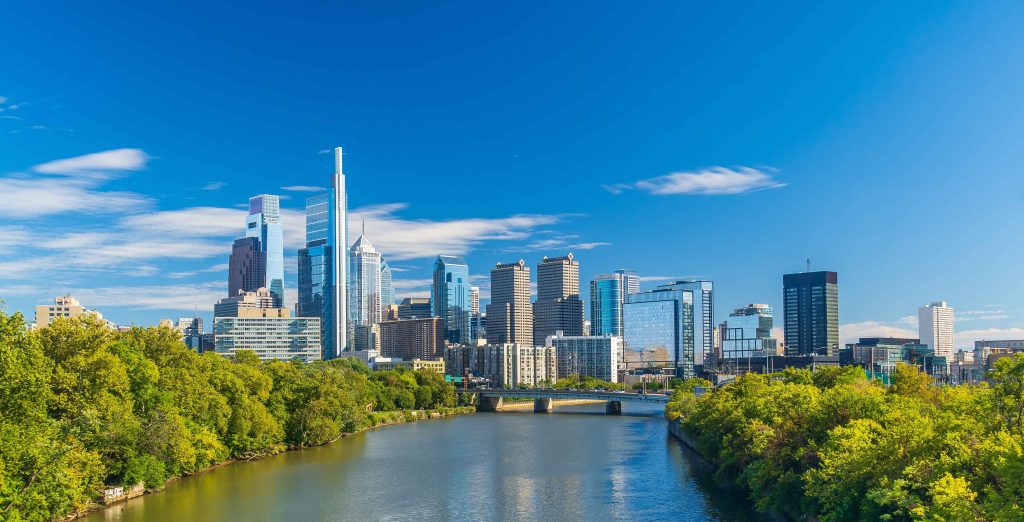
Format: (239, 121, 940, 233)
(3, 1, 1024, 349)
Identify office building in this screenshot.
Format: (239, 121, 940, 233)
(296, 147, 348, 359)
(35, 295, 108, 329)
(432, 255, 472, 344)
(161, 316, 204, 350)
(470, 286, 480, 341)
(533, 254, 584, 345)
(245, 194, 285, 306)
(353, 323, 381, 352)
(720, 304, 776, 360)
(349, 231, 382, 328)
(919, 301, 955, 362)
(616, 269, 640, 295)
(546, 332, 622, 383)
(214, 287, 279, 317)
(444, 344, 557, 387)
(380, 257, 393, 310)
(486, 260, 533, 345)
(228, 236, 264, 298)
(397, 297, 432, 319)
(379, 317, 445, 360)
(622, 280, 714, 379)
(783, 271, 839, 356)
(382, 304, 400, 321)
(213, 315, 321, 363)
(590, 273, 625, 336)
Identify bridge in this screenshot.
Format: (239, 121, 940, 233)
(461, 388, 671, 414)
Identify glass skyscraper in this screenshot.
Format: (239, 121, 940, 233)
(721, 304, 776, 359)
(349, 232, 382, 328)
(665, 280, 714, 366)
(432, 255, 472, 344)
(783, 271, 839, 356)
(380, 257, 393, 310)
(246, 194, 285, 306)
(623, 287, 694, 377)
(590, 273, 624, 336)
(296, 148, 348, 359)
(228, 236, 264, 297)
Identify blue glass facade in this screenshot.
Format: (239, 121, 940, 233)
(380, 257, 393, 309)
(623, 288, 695, 378)
(297, 192, 340, 359)
(246, 195, 284, 306)
(432, 255, 471, 344)
(590, 274, 624, 336)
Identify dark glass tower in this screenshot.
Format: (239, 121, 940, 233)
(783, 271, 839, 356)
(228, 236, 264, 297)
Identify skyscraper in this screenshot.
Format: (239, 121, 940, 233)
(590, 273, 625, 336)
(470, 286, 480, 341)
(615, 269, 640, 295)
(669, 280, 714, 366)
(533, 254, 584, 345)
(228, 236, 264, 298)
(486, 260, 532, 345)
(721, 304, 776, 359)
(349, 231, 382, 328)
(297, 147, 347, 359)
(432, 255, 472, 344)
(623, 286, 692, 377)
(783, 271, 839, 356)
(380, 257, 393, 311)
(246, 194, 285, 306)
(919, 301, 955, 361)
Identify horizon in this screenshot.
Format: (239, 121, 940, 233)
(5, 1, 1024, 349)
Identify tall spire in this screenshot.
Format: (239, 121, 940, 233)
(334, 146, 343, 175)
(362, 220, 365, 236)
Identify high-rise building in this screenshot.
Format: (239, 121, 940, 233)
(379, 317, 444, 360)
(590, 273, 625, 336)
(470, 286, 480, 341)
(616, 269, 640, 295)
(35, 295, 108, 329)
(546, 332, 622, 383)
(397, 297, 432, 319)
(214, 287, 280, 317)
(533, 254, 584, 345)
(486, 260, 532, 345)
(296, 148, 347, 359)
(245, 194, 285, 306)
(444, 344, 557, 387)
(783, 271, 839, 356)
(432, 255, 472, 344)
(380, 257, 394, 311)
(721, 304, 776, 360)
(349, 231, 382, 328)
(228, 236, 264, 298)
(919, 301, 955, 361)
(621, 280, 712, 378)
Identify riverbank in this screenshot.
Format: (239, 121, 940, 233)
(70, 406, 475, 520)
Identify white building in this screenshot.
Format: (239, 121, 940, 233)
(35, 295, 114, 329)
(545, 332, 622, 383)
(919, 301, 955, 361)
(213, 315, 322, 363)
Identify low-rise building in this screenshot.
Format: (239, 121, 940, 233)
(35, 295, 110, 329)
(374, 358, 445, 374)
(545, 332, 622, 383)
(444, 344, 557, 387)
(213, 289, 320, 362)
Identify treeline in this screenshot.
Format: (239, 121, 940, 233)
(666, 361, 1024, 521)
(0, 311, 461, 521)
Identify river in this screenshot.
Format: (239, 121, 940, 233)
(85, 403, 760, 521)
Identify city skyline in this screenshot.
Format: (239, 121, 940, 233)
(6, 2, 1024, 349)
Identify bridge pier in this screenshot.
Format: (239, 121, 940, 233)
(478, 396, 503, 412)
(605, 400, 622, 415)
(534, 397, 553, 413)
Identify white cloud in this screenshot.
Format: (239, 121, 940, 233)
(167, 263, 230, 279)
(839, 321, 918, 347)
(33, 148, 149, 174)
(71, 282, 227, 312)
(0, 284, 39, 298)
(958, 328, 1024, 348)
(120, 207, 246, 237)
(202, 181, 226, 190)
(606, 166, 785, 196)
(636, 275, 684, 282)
(318, 149, 331, 155)
(281, 185, 326, 192)
(0, 227, 32, 254)
(0, 177, 150, 218)
(391, 278, 433, 291)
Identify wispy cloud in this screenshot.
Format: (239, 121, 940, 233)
(281, 185, 326, 192)
(33, 148, 149, 175)
(605, 166, 785, 196)
(202, 181, 226, 190)
(71, 282, 227, 312)
(167, 263, 230, 279)
(523, 234, 609, 253)
(840, 320, 918, 347)
(318, 149, 331, 155)
(1, 177, 151, 218)
(957, 309, 1010, 321)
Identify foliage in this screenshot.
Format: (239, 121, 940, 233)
(0, 312, 459, 520)
(666, 361, 1024, 520)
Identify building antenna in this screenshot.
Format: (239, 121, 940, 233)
(806, 258, 811, 272)
(362, 220, 365, 236)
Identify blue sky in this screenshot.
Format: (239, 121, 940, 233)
(4, 1, 1024, 348)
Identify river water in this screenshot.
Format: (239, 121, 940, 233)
(85, 403, 760, 521)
